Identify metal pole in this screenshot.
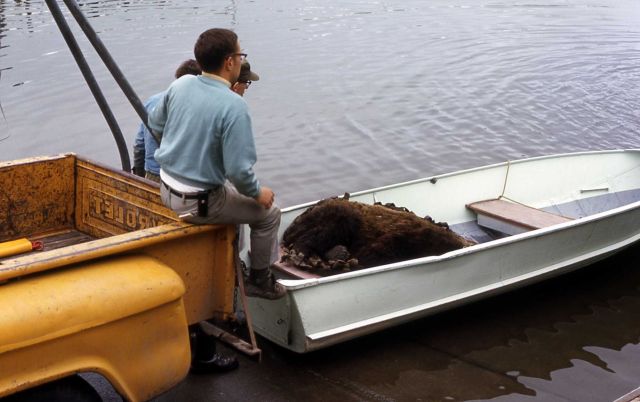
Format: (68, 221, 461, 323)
(44, 0, 131, 172)
(62, 0, 161, 145)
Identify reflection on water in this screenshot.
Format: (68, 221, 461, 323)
(456, 244, 640, 400)
(1, 1, 640, 400)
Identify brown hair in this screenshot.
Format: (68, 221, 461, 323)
(174, 59, 201, 78)
(194, 28, 238, 73)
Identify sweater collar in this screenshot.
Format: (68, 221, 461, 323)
(201, 72, 231, 87)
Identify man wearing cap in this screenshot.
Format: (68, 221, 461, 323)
(148, 28, 285, 301)
(232, 60, 259, 97)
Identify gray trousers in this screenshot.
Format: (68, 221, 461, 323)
(160, 181, 281, 271)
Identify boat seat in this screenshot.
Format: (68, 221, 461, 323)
(466, 198, 573, 236)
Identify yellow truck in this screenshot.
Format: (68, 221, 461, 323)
(0, 154, 241, 401)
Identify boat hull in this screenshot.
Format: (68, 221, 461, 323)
(247, 150, 640, 353)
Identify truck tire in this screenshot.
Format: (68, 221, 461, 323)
(3, 375, 102, 402)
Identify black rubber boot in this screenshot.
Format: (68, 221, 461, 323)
(189, 323, 239, 374)
(245, 268, 286, 300)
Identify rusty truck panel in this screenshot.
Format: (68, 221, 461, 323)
(0, 153, 239, 401)
(0, 153, 236, 324)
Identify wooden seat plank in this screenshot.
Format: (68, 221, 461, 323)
(466, 199, 572, 234)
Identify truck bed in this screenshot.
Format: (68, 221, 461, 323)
(0, 154, 237, 325)
(0, 229, 96, 263)
(32, 229, 96, 250)
(0, 154, 174, 263)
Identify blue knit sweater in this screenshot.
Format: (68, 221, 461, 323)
(149, 75, 260, 198)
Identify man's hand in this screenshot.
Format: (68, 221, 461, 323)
(255, 187, 275, 209)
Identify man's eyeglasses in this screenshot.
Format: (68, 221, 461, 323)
(229, 53, 247, 61)
(240, 81, 252, 87)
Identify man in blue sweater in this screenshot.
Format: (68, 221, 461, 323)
(149, 28, 285, 301)
(132, 59, 201, 181)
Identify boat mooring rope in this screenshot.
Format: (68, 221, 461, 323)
(498, 160, 534, 208)
(499, 160, 511, 199)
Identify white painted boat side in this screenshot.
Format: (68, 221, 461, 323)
(246, 150, 640, 353)
(306, 225, 640, 345)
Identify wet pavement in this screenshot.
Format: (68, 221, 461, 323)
(146, 244, 640, 402)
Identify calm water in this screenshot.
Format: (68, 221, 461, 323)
(2, 0, 640, 400)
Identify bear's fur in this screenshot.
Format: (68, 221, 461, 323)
(281, 198, 473, 274)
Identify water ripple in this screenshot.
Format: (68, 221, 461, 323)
(1, 0, 639, 205)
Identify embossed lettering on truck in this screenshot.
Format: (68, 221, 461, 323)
(89, 189, 165, 230)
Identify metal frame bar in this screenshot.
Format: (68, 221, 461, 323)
(61, 0, 160, 145)
(44, 0, 131, 172)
